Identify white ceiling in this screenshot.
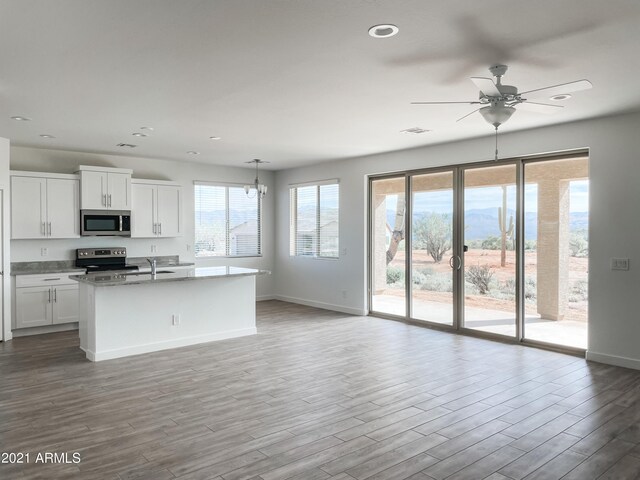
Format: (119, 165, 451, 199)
(1, 0, 639, 170)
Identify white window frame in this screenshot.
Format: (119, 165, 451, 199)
(289, 179, 339, 259)
(194, 181, 262, 258)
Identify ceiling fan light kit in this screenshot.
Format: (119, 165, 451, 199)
(411, 64, 592, 160)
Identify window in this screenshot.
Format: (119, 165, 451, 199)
(290, 180, 339, 258)
(194, 183, 261, 257)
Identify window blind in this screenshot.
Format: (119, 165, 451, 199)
(290, 181, 339, 258)
(194, 184, 261, 257)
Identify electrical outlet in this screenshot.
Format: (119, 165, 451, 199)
(341, 290, 347, 299)
(151, 245, 157, 253)
(341, 247, 347, 256)
(41, 247, 48, 257)
(172, 314, 180, 326)
(186, 244, 191, 252)
(611, 258, 630, 271)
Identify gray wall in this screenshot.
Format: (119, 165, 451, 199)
(274, 111, 640, 369)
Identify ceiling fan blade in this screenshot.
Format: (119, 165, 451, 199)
(520, 79, 592, 99)
(456, 108, 481, 122)
(470, 77, 501, 97)
(411, 101, 481, 105)
(517, 101, 564, 114)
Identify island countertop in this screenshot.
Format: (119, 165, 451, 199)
(70, 266, 269, 287)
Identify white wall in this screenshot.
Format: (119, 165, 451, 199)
(10, 147, 275, 299)
(1, 138, 11, 341)
(274, 111, 640, 369)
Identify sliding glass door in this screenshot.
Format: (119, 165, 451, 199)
(462, 164, 517, 338)
(522, 156, 589, 349)
(370, 176, 407, 317)
(410, 171, 455, 326)
(368, 153, 589, 351)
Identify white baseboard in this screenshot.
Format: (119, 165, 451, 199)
(257, 294, 276, 301)
(87, 327, 257, 362)
(586, 350, 640, 370)
(274, 295, 366, 316)
(12, 322, 79, 337)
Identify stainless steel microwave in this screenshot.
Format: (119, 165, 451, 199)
(81, 210, 131, 236)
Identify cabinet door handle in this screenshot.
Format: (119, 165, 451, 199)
(153, 223, 156, 234)
(42, 222, 46, 235)
(102, 194, 106, 206)
(159, 223, 162, 235)
(54, 288, 57, 302)
(48, 222, 52, 236)
(109, 194, 112, 207)
(44, 278, 61, 281)
(48, 289, 51, 303)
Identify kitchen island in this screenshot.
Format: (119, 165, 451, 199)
(71, 267, 268, 361)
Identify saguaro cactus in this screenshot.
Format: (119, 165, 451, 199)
(498, 186, 514, 267)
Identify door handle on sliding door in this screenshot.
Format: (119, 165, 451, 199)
(449, 255, 461, 270)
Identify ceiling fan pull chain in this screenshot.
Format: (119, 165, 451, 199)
(494, 126, 499, 161)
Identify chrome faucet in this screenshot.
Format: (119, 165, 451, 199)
(147, 257, 157, 276)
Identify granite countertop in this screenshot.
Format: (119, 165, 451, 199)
(11, 261, 85, 276)
(70, 266, 269, 287)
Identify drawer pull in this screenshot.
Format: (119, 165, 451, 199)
(44, 278, 61, 281)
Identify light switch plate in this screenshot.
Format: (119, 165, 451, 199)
(611, 258, 630, 271)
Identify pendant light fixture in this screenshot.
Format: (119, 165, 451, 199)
(244, 159, 269, 199)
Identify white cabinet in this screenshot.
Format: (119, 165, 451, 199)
(15, 286, 51, 328)
(52, 284, 80, 325)
(131, 181, 182, 238)
(11, 174, 80, 239)
(78, 166, 132, 210)
(14, 273, 79, 329)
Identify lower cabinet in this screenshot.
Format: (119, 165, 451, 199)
(15, 273, 79, 329)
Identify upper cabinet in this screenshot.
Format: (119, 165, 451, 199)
(11, 173, 80, 239)
(78, 166, 132, 210)
(131, 180, 182, 238)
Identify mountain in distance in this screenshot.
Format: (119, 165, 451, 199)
(387, 208, 588, 240)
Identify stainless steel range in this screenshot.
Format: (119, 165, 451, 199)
(76, 247, 139, 273)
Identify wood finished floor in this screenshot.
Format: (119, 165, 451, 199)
(2, 301, 640, 480)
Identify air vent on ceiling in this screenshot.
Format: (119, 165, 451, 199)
(116, 143, 137, 148)
(400, 127, 430, 134)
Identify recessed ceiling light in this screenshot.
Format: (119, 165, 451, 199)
(40, 134, 56, 139)
(401, 127, 430, 134)
(368, 24, 399, 38)
(140, 126, 154, 131)
(187, 151, 200, 155)
(550, 94, 572, 101)
(209, 136, 221, 140)
(11, 116, 32, 121)
(132, 132, 148, 137)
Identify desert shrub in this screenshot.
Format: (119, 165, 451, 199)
(420, 272, 453, 292)
(569, 279, 588, 302)
(569, 230, 588, 257)
(465, 264, 493, 294)
(412, 271, 427, 286)
(524, 276, 537, 300)
(465, 239, 483, 249)
(386, 266, 404, 285)
(524, 240, 537, 250)
(481, 235, 501, 250)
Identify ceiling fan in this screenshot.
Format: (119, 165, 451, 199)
(411, 64, 592, 159)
